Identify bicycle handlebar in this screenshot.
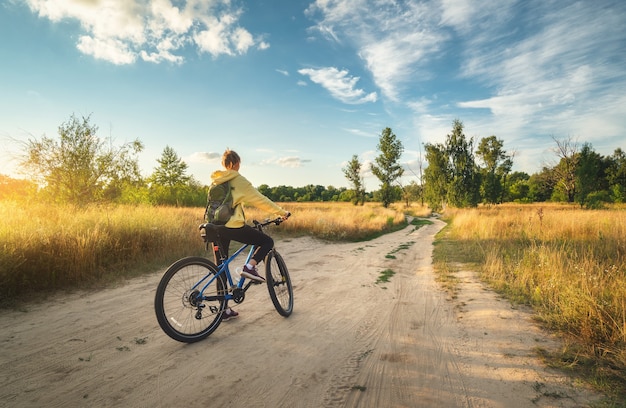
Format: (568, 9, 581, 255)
(200, 212, 289, 235)
(253, 213, 289, 230)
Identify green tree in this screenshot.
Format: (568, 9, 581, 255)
(258, 184, 272, 199)
(19, 113, 143, 205)
(322, 185, 343, 201)
(342, 154, 366, 205)
(528, 167, 555, 202)
(445, 120, 480, 207)
(370, 127, 404, 208)
(607, 148, 626, 203)
(476, 135, 512, 204)
(423, 142, 449, 211)
(551, 136, 578, 202)
(148, 146, 193, 206)
(151, 146, 190, 187)
(505, 171, 530, 202)
(271, 185, 295, 202)
(575, 143, 606, 208)
(403, 180, 422, 207)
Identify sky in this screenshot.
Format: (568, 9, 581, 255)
(1, 0, 625, 191)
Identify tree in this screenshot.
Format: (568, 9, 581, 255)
(423, 142, 449, 211)
(151, 146, 190, 187)
(148, 146, 194, 206)
(445, 120, 480, 207)
(403, 180, 422, 207)
(342, 154, 366, 205)
(476, 135, 512, 204)
(0, 174, 37, 200)
(551, 136, 578, 202)
(607, 148, 626, 203)
(575, 143, 605, 208)
(370, 127, 404, 208)
(528, 167, 556, 202)
(505, 171, 530, 202)
(19, 113, 143, 205)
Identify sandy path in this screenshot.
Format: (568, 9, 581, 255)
(0, 219, 601, 407)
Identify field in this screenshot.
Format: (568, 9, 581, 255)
(0, 201, 416, 300)
(435, 203, 626, 394)
(1, 199, 624, 398)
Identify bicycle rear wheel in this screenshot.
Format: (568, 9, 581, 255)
(154, 256, 227, 343)
(265, 250, 293, 316)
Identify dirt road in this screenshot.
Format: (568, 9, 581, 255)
(0, 219, 601, 407)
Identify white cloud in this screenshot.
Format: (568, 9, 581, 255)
(298, 67, 377, 104)
(307, 0, 624, 161)
(439, 0, 516, 34)
(456, 0, 626, 151)
(306, 0, 446, 101)
(189, 151, 221, 163)
(233, 27, 254, 53)
(77, 35, 137, 64)
(23, 0, 267, 64)
(342, 128, 376, 138)
(277, 156, 307, 168)
(261, 156, 312, 168)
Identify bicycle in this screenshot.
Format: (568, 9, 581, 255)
(154, 217, 293, 343)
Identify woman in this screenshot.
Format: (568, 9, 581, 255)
(210, 149, 290, 319)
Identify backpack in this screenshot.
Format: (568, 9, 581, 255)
(204, 181, 234, 225)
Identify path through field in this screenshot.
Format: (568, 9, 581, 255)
(0, 219, 601, 407)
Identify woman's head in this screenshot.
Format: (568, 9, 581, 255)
(222, 149, 241, 170)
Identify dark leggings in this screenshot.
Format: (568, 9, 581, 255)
(213, 225, 274, 266)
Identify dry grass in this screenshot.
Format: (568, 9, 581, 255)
(0, 201, 205, 299)
(0, 200, 423, 300)
(248, 202, 412, 241)
(438, 203, 626, 397)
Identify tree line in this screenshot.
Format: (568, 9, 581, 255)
(345, 120, 625, 210)
(2, 114, 625, 209)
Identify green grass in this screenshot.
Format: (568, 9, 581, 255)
(376, 269, 396, 284)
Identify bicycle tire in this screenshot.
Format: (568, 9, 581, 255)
(265, 250, 293, 317)
(154, 256, 227, 343)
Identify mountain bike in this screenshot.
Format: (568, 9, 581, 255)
(154, 217, 293, 343)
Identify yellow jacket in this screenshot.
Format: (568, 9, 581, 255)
(209, 169, 288, 228)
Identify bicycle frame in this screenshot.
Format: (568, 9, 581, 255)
(192, 241, 257, 303)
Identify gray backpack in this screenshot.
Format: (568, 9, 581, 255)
(204, 181, 233, 225)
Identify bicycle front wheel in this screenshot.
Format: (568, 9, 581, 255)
(154, 256, 227, 343)
(265, 250, 293, 317)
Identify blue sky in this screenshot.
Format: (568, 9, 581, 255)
(1, 0, 625, 190)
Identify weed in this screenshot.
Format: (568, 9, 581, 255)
(385, 241, 415, 259)
(376, 269, 395, 284)
(410, 218, 433, 229)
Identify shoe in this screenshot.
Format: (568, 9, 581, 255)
(241, 265, 265, 283)
(222, 308, 239, 321)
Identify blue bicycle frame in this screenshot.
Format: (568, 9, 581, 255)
(192, 242, 257, 302)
